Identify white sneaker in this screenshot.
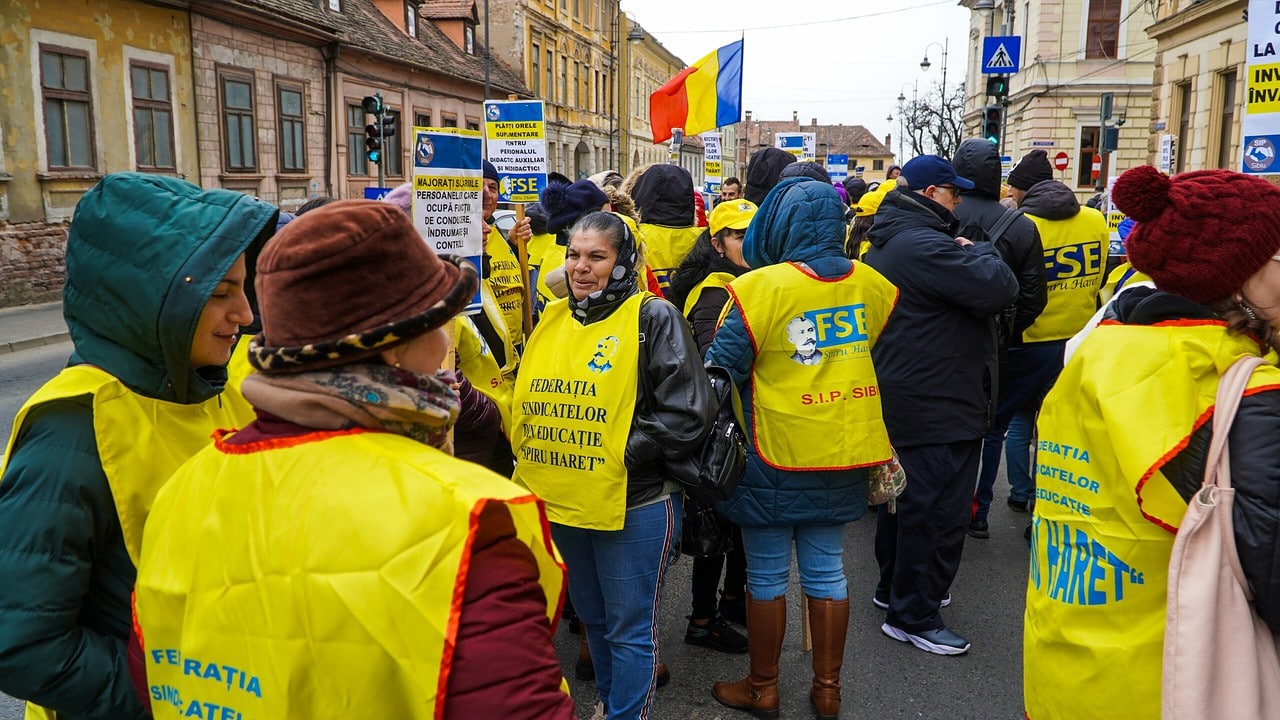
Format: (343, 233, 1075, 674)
(587, 700, 606, 720)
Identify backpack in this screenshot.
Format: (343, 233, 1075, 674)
(960, 207, 1023, 346)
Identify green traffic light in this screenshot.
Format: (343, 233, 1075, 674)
(367, 150, 381, 163)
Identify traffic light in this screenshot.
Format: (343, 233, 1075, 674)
(983, 105, 1004, 145)
(362, 95, 384, 164)
(986, 75, 1010, 102)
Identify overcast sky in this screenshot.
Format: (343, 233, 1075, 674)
(624, 0, 974, 144)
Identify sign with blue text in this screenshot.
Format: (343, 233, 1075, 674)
(1244, 0, 1280, 174)
(483, 100, 548, 202)
(412, 126, 484, 313)
(826, 154, 849, 182)
(982, 36, 1022, 75)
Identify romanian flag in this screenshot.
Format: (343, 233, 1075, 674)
(649, 40, 743, 144)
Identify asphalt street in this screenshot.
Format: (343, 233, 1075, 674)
(0, 341, 1031, 720)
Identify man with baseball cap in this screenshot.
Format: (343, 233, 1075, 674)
(863, 155, 1020, 656)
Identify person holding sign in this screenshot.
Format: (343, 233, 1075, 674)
(135, 201, 574, 719)
(482, 160, 533, 360)
(513, 211, 715, 720)
(1026, 167, 1280, 720)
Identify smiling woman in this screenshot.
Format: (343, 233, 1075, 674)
(189, 255, 253, 369)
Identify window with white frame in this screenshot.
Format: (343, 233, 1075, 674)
(41, 45, 96, 170)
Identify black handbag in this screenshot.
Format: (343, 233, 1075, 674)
(692, 364, 747, 503)
(681, 498, 734, 558)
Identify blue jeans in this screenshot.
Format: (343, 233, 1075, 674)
(550, 495, 681, 720)
(740, 524, 848, 601)
(974, 342, 1065, 520)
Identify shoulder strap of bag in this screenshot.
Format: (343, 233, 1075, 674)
(987, 207, 1023, 245)
(1204, 355, 1268, 492)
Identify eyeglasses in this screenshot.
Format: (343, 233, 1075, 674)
(936, 185, 961, 198)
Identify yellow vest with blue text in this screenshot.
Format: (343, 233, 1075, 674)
(682, 272, 735, 319)
(0, 365, 254, 720)
(486, 224, 526, 355)
(1098, 261, 1153, 305)
(512, 293, 646, 530)
(727, 262, 898, 470)
(456, 312, 514, 437)
(1022, 206, 1110, 342)
(640, 224, 703, 292)
(1025, 320, 1280, 720)
(134, 427, 567, 720)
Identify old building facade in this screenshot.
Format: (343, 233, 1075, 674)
(738, 113, 895, 183)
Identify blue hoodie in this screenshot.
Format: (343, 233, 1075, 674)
(707, 178, 870, 527)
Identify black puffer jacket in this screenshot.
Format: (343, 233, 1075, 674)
(864, 189, 1020, 448)
(1108, 287, 1280, 629)
(952, 139, 1047, 340)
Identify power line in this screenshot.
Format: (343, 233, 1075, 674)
(641, 0, 955, 34)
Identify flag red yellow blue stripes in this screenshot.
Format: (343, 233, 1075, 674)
(649, 39, 743, 144)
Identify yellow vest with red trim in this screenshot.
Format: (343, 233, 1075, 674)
(727, 262, 897, 470)
(682, 272, 735, 318)
(1023, 207, 1110, 342)
(1025, 321, 1280, 720)
(455, 313, 514, 437)
(511, 293, 646, 530)
(486, 225, 526, 356)
(1098, 261, 1154, 305)
(639, 224, 703, 292)
(1, 366, 254, 720)
(134, 428, 567, 720)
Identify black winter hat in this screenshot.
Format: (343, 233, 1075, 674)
(744, 148, 796, 205)
(780, 162, 831, 184)
(1008, 150, 1054, 191)
(842, 177, 869, 205)
(541, 179, 609, 233)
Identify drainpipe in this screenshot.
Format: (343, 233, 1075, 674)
(323, 42, 339, 198)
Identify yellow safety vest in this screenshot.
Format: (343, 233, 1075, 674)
(1098, 261, 1153, 305)
(486, 225, 526, 355)
(135, 428, 567, 720)
(682, 272, 735, 319)
(1023, 208, 1110, 343)
(1, 366, 253, 720)
(1025, 321, 1280, 720)
(728, 262, 897, 470)
(528, 232, 555, 272)
(639, 224, 702, 292)
(226, 335, 254, 392)
(534, 243, 567, 312)
(455, 314, 514, 437)
(512, 293, 646, 530)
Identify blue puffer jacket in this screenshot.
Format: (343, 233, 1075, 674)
(706, 177, 871, 527)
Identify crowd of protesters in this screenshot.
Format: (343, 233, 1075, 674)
(1, 140, 1279, 720)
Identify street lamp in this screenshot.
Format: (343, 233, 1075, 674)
(897, 81, 917, 161)
(921, 39, 949, 100)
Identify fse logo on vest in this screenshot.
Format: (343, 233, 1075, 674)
(1043, 241, 1104, 289)
(784, 303, 871, 365)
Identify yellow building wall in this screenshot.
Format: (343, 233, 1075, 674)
(0, 0, 197, 222)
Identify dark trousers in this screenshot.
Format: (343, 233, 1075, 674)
(875, 439, 983, 633)
(690, 525, 747, 619)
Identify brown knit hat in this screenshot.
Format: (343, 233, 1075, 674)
(1112, 166, 1280, 304)
(249, 199, 478, 374)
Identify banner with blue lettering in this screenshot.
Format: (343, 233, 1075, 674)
(412, 126, 484, 313)
(484, 101, 548, 203)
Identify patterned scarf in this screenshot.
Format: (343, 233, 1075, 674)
(241, 363, 460, 452)
(567, 212, 640, 325)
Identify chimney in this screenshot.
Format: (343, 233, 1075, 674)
(745, 110, 753, 122)
(811, 117, 817, 126)
(792, 110, 798, 124)
(885, 134, 891, 147)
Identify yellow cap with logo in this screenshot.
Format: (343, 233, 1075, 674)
(854, 179, 898, 218)
(709, 199, 759, 236)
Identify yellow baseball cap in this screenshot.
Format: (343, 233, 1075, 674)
(709, 199, 758, 236)
(854, 179, 898, 217)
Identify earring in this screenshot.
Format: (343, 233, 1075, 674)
(1239, 299, 1260, 323)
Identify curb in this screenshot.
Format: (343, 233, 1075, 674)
(1, 332, 71, 355)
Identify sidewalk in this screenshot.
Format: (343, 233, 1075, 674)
(0, 302, 69, 354)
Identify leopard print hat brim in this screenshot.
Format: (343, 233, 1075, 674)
(247, 255, 479, 374)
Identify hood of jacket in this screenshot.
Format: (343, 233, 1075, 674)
(952, 138, 1003, 199)
(868, 188, 959, 249)
(743, 177, 847, 268)
(1020, 179, 1080, 221)
(743, 147, 796, 206)
(631, 164, 695, 227)
(64, 173, 278, 404)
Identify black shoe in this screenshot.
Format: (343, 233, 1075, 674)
(1008, 497, 1032, 513)
(718, 593, 747, 626)
(967, 519, 990, 539)
(685, 615, 749, 653)
(881, 623, 971, 655)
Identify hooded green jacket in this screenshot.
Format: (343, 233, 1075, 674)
(0, 174, 275, 719)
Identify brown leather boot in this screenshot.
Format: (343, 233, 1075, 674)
(711, 595, 785, 719)
(807, 596, 850, 719)
(575, 635, 594, 681)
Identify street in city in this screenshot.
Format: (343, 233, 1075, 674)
(0, 339, 1031, 720)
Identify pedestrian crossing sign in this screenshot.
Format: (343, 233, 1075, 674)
(982, 36, 1021, 75)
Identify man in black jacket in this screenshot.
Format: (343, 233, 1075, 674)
(863, 155, 1020, 655)
(951, 139, 1048, 539)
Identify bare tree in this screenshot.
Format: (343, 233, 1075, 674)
(901, 81, 965, 160)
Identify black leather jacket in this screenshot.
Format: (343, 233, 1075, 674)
(1112, 288, 1280, 630)
(625, 296, 716, 506)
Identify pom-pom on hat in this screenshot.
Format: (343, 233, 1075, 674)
(1113, 165, 1280, 304)
(541, 179, 609, 234)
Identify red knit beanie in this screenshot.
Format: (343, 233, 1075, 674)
(1112, 166, 1280, 304)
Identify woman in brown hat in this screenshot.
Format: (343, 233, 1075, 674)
(1024, 166, 1280, 720)
(134, 200, 573, 719)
